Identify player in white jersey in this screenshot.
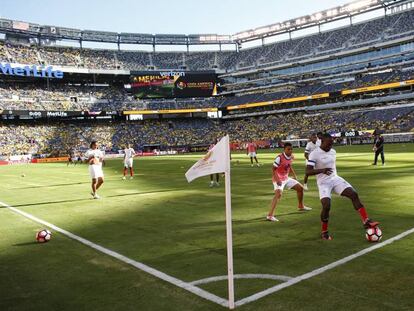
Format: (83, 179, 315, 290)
(303, 133, 318, 190)
(123, 143, 136, 180)
(306, 133, 379, 240)
(85, 141, 105, 199)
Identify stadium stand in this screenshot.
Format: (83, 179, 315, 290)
(1, 105, 413, 155)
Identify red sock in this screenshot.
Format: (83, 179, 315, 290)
(123, 168, 127, 176)
(321, 221, 328, 232)
(358, 207, 368, 223)
(130, 167, 134, 177)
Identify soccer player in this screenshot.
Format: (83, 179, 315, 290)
(316, 132, 323, 147)
(85, 141, 104, 199)
(67, 149, 77, 166)
(123, 143, 136, 180)
(372, 132, 385, 166)
(306, 133, 379, 240)
(209, 140, 220, 187)
(246, 141, 260, 167)
(267, 142, 311, 222)
(303, 133, 319, 190)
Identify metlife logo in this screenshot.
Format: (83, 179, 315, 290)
(0, 63, 64, 79)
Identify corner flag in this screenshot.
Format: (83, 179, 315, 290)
(185, 135, 235, 309)
(185, 135, 229, 183)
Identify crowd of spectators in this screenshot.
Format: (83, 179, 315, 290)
(0, 105, 412, 156)
(0, 67, 412, 112)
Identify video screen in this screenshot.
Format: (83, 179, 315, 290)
(129, 71, 219, 99)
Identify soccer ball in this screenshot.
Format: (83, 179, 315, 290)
(366, 227, 382, 242)
(36, 229, 52, 243)
(21, 174, 25, 177)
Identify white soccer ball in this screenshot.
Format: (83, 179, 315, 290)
(36, 229, 52, 243)
(366, 227, 382, 242)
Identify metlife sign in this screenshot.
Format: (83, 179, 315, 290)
(0, 63, 64, 79)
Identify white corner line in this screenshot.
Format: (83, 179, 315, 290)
(0, 201, 228, 308)
(235, 226, 414, 307)
(190, 274, 292, 286)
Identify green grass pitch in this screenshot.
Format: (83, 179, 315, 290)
(0, 144, 413, 311)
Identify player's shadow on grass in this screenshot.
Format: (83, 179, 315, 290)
(2, 190, 177, 208)
(13, 182, 88, 190)
(13, 242, 38, 246)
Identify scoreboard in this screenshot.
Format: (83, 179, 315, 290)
(129, 71, 219, 99)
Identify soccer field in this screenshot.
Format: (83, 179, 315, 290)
(1, 144, 413, 311)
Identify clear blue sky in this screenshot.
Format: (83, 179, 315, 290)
(1, 0, 351, 35)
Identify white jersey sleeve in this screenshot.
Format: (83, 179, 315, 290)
(273, 155, 281, 168)
(305, 142, 313, 154)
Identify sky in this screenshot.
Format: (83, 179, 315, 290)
(1, 0, 352, 35)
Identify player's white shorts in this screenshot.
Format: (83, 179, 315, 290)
(248, 152, 257, 157)
(124, 158, 133, 168)
(273, 177, 299, 191)
(317, 176, 352, 199)
(89, 164, 104, 179)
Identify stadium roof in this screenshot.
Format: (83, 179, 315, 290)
(0, 0, 409, 46)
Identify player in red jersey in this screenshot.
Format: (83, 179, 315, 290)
(246, 141, 260, 167)
(267, 143, 311, 222)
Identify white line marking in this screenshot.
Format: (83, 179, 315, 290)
(235, 227, 414, 307)
(190, 274, 292, 286)
(0, 201, 228, 308)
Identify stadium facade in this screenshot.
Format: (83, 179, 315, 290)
(0, 0, 413, 156)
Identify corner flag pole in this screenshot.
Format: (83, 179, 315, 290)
(224, 135, 235, 309)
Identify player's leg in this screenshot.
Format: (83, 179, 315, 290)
(250, 156, 254, 166)
(123, 163, 128, 180)
(373, 150, 379, 165)
(320, 197, 332, 240)
(215, 173, 220, 186)
(209, 174, 214, 187)
(303, 173, 309, 190)
(290, 183, 311, 211)
(267, 189, 282, 222)
(91, 178, 97, 197)
(340, 187, 379, 228)
(380, 150, 385, 165)
(96, 177, 104, 190)
(130, 160, 134, 178)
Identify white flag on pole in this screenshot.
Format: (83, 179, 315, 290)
(185, 135, 235, 309)
(185, 135, 229, 183)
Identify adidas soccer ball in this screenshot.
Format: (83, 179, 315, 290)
(36, 229, 52, 243)
(366, 227, 382, 242)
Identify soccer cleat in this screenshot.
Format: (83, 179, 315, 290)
(90, 192, 95, 198)
(303, 184, 308, 191)
(364, 219, 380, 229)
(209, 182, 214, 188)
(256, 163, 260, 167)
(299, 206, 312, 211)
(122, 176, 126, 180)
(130, 176, 134, 180)
(266, 215, 279, 222)
(251, 164, 254, 167)
(321, 231, 333, 240)
(215, 182, 220, 187)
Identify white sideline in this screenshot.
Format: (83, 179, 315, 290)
(0, 201, 229, 308)
(235, 226, 414, 307)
